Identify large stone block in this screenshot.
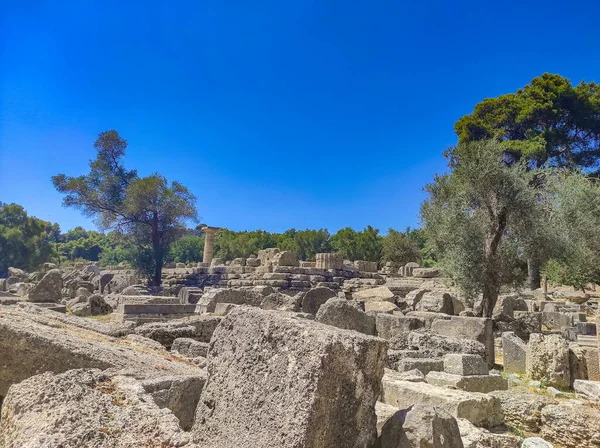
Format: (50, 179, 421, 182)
(375, 314, 425, 340)
(425, 371, 507, 393)
(353, 286, 395, 303)
(443, 354, 488, 376)
(193, 307, 388, 448)
(502, 331, 527, 374)
(541, 402, 600, 448)
(316, 298, 376, 335)
(489, 389, 553, 433)
(380, 372, 503, 428)
(28, 269, 63, 302)
(526, 333, 571, 389)
(417, 292, 454, 315)
(301, 286, 337, 314)
(430, 316, 495, 368)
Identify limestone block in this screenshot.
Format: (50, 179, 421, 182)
(396, 358, 444, 375)
(425, 371, 507, 393)
(541, 402, 600, 448)
(574, 379, 600, 402)
(374, 402, 406, 447)
(458, 419, 520, 448)
(401, 404, 463, 448)
(521, 438, 553, 448)
(315, 252, 344, 270)
(489, 389, 553, 433)
(502, 331, 527, 374)
(584, 347, 600, 381)
(375, 314, 425, 340)
(412, 267, 440, 278)
(315, 298, 376, 335)
(301, 287, 337, 314)
(380, 373, 503, 428)
(443, 354, 488, 376)
(28, 269, 63, 303)
(418, 292, 454, 314)
(526, 333, 571, 389)
(273, 250, 299, 267)
(353, 286, 395, 302)
(193, 307, 388, 448)
(365, 301, 401, 314)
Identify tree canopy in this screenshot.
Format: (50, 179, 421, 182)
(52, 130, 198, 285)
(454, 73, 600, 173)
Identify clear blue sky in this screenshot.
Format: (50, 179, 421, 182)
(1, 0, 599, 234)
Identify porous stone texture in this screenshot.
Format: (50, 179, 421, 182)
(0, 369, 197, 447)
(457, 418, 520, 448)
(172, 338, 210, 358)
(541, 402, 600, 448)
(418, 292, 454, 315)
(401, 404, 464, 448)
(375, 314, 425, 340)
(526, 333, 571, 388)
(521, 438, 553, 448)
(27, 268, 63, 302)
(134, 315, 222, 348)
(443, 354, 488, 376)
(502, 332, 527, 374)
(315, 298, 376, 335)
(365, 301, 401, 314)
(573, 379, 600, 402)
(489, 389, 553, 433)
(381, 371, 503, 428)
(397, 331, 488, 361)
(412, 268, 441, 278)
(301, 286, 337, 314)
(430, 316, 495, 368)
(425, 371, 507, 393)
(70, 293, 113, 316)
(397, 358, 444, 375)
(374, 402, 406, 448)
(193, 307, 388, 448)
(273, 250, 299, 267)
(353, 286, 396, 302)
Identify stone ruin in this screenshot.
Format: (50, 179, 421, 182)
(1, 245, 600, 447)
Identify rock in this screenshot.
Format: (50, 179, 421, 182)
(418, 292, 454, 314)
(353, 286, 396, 302)
(28, 269, 63, 302)
(403, 331, 488, 361)
(502, 332, 527, 374)
(124, 334, 165, 351)
(493, 295, 529, 319)
(0, 369, 196, 447)
(316, 298, 376, 335)
(425, 371, 508, 393)
(393, 368, 426, 383)
(301, 286, 337, 314)
(273, 250, 299, 267)
(193, 307, 388, 448)
(374, 401, 406, 447)
(397, 358, 444, 375)
(401, 404, 464, 448)
(541, 402, 600, 448)
(365, 301, 401, 314)
(134, 315, 222, 348)
(76, 287, 93, 298)
(14, 282, 34, 297)
(573, 380, 600, 402)
(381, 372, 504, 428)
(553, 291, 590, 304)
(521, 437, 553, 448)
(457, 418, 520, 448)
(489, 389, 553, 432)
(430, 316, 495, 368)
(70, 294, 112, 317)
(375, 314, 425, 340)
(171, 337, 210, 358)
(403, 288, 431, 311)
(260, 292, 301, 311)
(546, 387, 568, 399)
(526, 333, 571, 389)
(443, 354, 488, 376)
(412, 268, 441, 278)
(8, 267, 27, 280)
(196, 288, 261, 313)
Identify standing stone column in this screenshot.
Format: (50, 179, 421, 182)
(202, 226, 219, 265)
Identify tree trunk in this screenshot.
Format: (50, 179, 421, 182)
(481, 208, 508, 318)
(481, 265, 501, 318)
(151, 215, 162, 286)
(527, 258, 541, 290)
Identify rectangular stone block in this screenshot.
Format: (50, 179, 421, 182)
(502, 332, 527, 375)
(117, 304, 197, 314)
(425, 371, 507, 393)
(380, 373, 503, 428)
(577, 322, 597, 336)
(584, 347, 600, 381)
(430, 316, 495, 368)
(396, 358, 443, 375)
(193, 307, 388, 448)
(375, 314, 425, 340)
(443, 354, 488, 376)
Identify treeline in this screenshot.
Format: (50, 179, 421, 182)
(0, 204, 429, 276)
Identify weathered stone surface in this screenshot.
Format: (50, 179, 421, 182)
(0, 369, 197, 447)
(521, 437, 553, 448)
(526, 333, 571, 388)
(376, 313, 425, 340)
(134, 315, 222, 348)
(457, 418, 520, 448)
(196, 288, 261, 313)
(402, 404, 464, 448)
(395, 331, 488, 361)
(374, 402, 406, 447)
(301, 286, 337, 314)
(412, 268, 441, 278)
(8, 266, 27, 279)
(397, 358, 444, 375)
(353, 286, 396, 302)
(584, 347, 600, 381)
(193, 307, 388, 448)
(443, 354, 488, 376)
(541, 402, 600, 448)
(124, 334, 166, 351)
(502, 331, 527, 374)
(27, 268, 63, 302)
(426, 371, 507, 393)
(418, 292, 454, 314)
(260, 292, 301, 311)
(493, 295, 529, 319)
(381, 372, 503, 428)
(273, 250, 299, 267)
(489, 388, 552, 433)
(431, 316, 495, 368)
(403, 288, 431, 311)
(365, 301, 401, 314)
(316, 298, 376, 335)
(172, 337, 210, 358)
(574, 379, 600, 401)
(70, 293, 112, 317)
(553, 290, 590, 304)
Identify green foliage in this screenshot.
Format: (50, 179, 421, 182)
(52, 130, 198, 284)
(56, 226, 104, 262)
(454, 73, 600, 172)
(421, 140, 542, 315)
(381, 228, 421, 266)
(214, 229, 278, 260)
(542, 173, 600, 288)
(0, 202, 55, 275)
(330, 226, 383, 262)
(167, 235, 204, 263)
(276, 228, 331, 261)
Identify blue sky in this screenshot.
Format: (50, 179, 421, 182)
(1, 0, 599, 234)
